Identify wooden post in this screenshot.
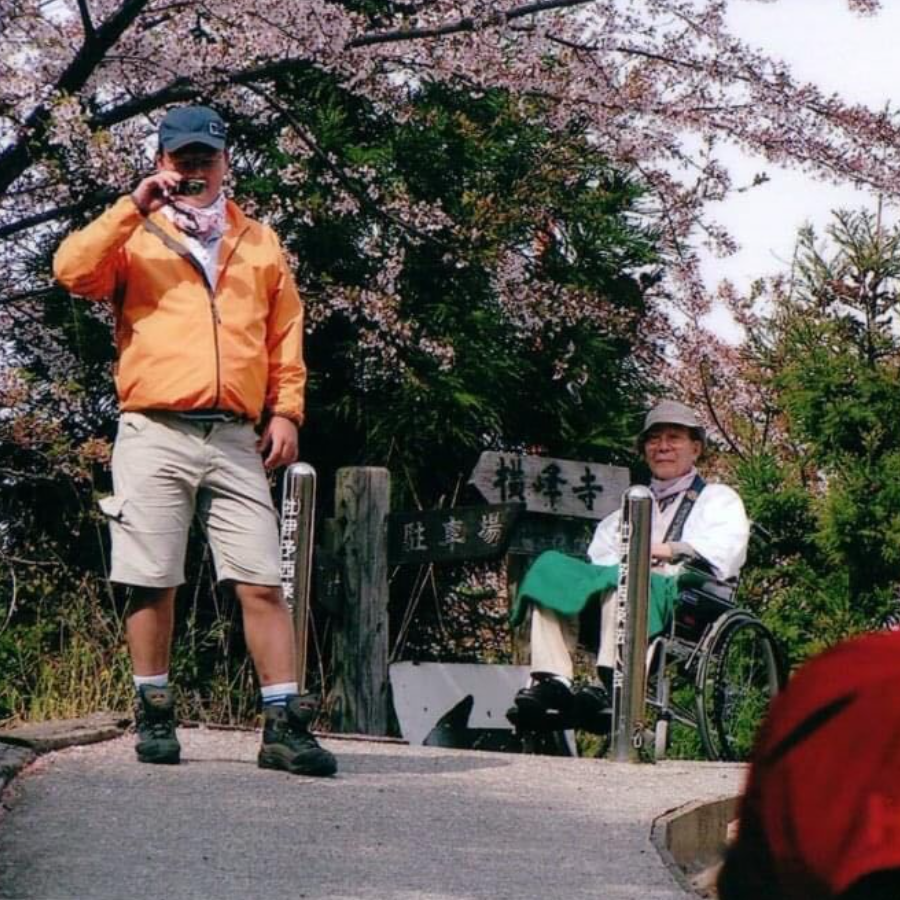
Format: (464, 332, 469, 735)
(506, 553, 531, 665)
(330, 467, 390, 735)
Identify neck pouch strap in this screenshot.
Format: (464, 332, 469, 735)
(662, 473, 707, 543)
(142, 218, 210, 290)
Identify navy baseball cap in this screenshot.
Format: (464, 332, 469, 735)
(158, 106, 227, 153)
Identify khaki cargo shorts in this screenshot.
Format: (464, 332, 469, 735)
(99, 411, 281, 588)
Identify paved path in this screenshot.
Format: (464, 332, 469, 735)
(0, 729, 743, 900)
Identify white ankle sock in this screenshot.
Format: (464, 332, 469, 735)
(133, 672, 169, 690)
(261, 681, 299, 708)
(529, 674, 572, 689)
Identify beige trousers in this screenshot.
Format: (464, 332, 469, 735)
(529, 590, 617, 678)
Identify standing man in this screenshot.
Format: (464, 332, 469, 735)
(509, 400, 750, 730)
(53, 105, 336, 777)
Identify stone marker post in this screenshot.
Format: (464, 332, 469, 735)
(279, 462, 317, 692)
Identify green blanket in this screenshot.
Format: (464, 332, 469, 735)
(510, 550, 683, 638)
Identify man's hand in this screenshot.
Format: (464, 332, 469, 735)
(651, 542, 673, 562)
(130, 171, 183, 215)
(258, 415, 299, 470)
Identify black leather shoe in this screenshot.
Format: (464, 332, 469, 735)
(573, 683, 612, 734)
(507, 673, 575, 732)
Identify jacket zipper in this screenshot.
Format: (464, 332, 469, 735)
(207, 227, 248, 409)
(206, 282, 222, 408)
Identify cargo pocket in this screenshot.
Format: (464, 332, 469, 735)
(98, 495, 127, 522)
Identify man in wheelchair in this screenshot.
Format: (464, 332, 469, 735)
(508, 399, 751, 734)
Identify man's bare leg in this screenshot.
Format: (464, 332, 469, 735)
(233, 583, 295, 686)
(126, 586, 176, 676)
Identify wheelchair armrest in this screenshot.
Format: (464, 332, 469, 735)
(676, 566, 737, 620)
(678, 564, 736, 597)
(674, 575, 737, 640)
(674, 554, 716, 575)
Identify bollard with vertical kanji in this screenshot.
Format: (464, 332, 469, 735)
(611, 485, 653, 763)
(279, 463, 317, 692)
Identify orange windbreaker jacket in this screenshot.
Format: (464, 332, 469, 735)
(53, 195, 305, 425)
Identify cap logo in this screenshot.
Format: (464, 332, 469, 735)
(208, 121, 226, 138)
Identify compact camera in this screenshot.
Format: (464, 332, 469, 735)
(174, 178, 206, 196)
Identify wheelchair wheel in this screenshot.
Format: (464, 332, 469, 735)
(695, 611, 786, 761)
(653, 716, 670, 762)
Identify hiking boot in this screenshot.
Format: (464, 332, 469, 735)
(506, 673, 576, 732)
(134, 685, 181, 765)
(573, 683, 612, 734)
(258, 695, 337, 777)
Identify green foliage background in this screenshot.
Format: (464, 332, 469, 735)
(727, 210, 900, 667)
(7, 64, 898, 755)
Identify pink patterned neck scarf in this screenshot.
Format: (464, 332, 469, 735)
(169, 193, 227, 244)
(650, 467, 698, 505)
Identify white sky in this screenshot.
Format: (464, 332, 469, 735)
(701, 1, 900, 338)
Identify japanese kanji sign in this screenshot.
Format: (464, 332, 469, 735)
(387, 503, 523, 565)
(468, 452, 629, 520)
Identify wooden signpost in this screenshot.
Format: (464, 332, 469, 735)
(330, 467, 391, 736)
(329, 454, 630, 738)
(387, 452, 629, 565)
(470, 451, 630, 663)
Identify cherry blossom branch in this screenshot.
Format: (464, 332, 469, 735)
(239, 83, 451, 249)
(76, 0, 96, 42)
(698, 358, 745, 459)
(349, 0, 595, 46)
(0, 194, 116, 240)
(0, 0, 151, 196)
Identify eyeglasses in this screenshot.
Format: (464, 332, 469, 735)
(644, 430, 691, 447)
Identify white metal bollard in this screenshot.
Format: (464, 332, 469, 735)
(279, 463, 317, 692)
(611, 485, 653, 763)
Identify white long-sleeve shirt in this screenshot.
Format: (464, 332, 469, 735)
(586, 482, 750, 582)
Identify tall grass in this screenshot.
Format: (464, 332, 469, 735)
(0, 542, 279, 727)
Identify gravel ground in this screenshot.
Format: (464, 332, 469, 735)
(0, 728, 745, 900)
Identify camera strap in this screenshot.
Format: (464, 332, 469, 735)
(142, 218, 210, 290)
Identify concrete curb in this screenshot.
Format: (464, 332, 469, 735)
(0, 712, 131, 796)
(0, 744, 36, 796)
(651, 794, 739, 897)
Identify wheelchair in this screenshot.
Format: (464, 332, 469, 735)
(645, 566, 787, 761)
(514, 565, 787, 762)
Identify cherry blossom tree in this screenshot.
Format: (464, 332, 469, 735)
(4, 0, 898, 471)
(2, 0, 898, 312)
(3, 0, 899, 718)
